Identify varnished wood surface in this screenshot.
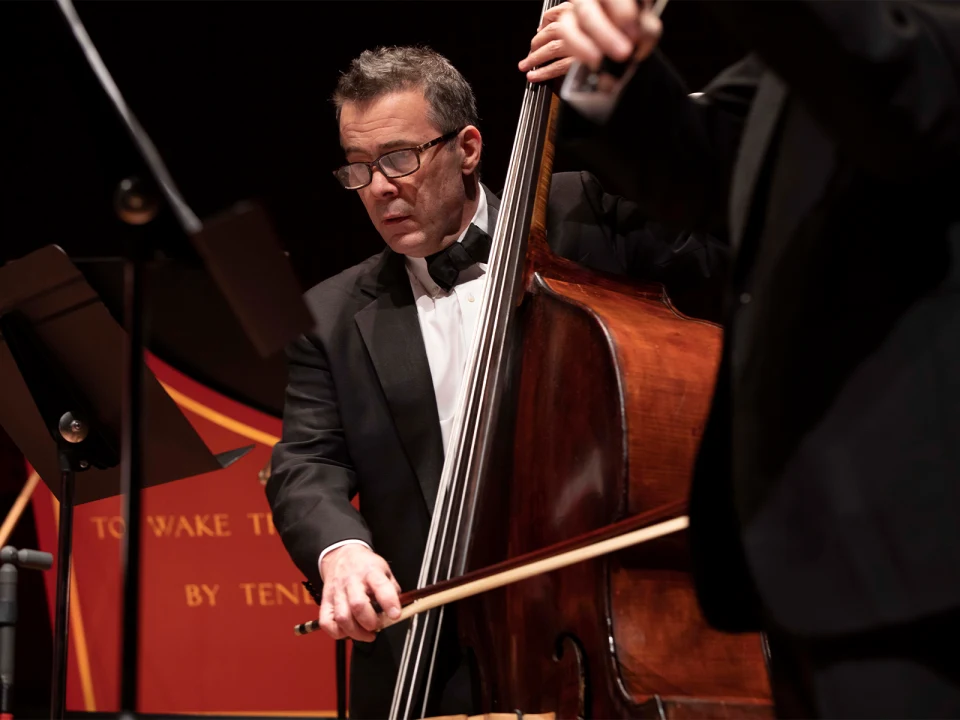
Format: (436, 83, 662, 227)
(461, 271, 771, 717)
(456, 92, 772, 718)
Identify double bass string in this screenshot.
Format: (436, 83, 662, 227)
(388, 79, 544, 710)
(389, 3, 561, 717)
(441, 60, 551, 582)
(386, 89, 535, 711)
(444, 3, 560, 578)
(419, 70, 553, 719)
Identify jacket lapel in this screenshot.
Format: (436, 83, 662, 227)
(729, 69, 787, 254)
(354, 251, 445, 512)
(353, 190, 499, 513)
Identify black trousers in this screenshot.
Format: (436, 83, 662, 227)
(765, 608, 960, 718)
(349, 615, 475, 719)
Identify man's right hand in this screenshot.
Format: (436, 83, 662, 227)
(318, 544, 402, 642)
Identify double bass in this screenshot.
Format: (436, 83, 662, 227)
(300, 2, 776, 715)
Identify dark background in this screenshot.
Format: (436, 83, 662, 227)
(1, 0, 743, 417)
(0, 1, 742, 715)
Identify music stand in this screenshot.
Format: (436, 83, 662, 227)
(40, 1, 315, 716)
(39, 0, 317, 717)
(0, 246, 252, 719)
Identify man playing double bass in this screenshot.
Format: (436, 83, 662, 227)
(522, 0, 960, 716)
(266, 43, 727, 719)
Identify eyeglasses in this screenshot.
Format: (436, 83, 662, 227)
(333, 128, 463, 190)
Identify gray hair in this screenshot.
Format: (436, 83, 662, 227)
(332, 46, 479, 134)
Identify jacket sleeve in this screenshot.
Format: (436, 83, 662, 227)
(706, 0, 960, 182)
(548, 170, 730, 323)
(265, 332, 372, 589)
(559, 53, 762, 234)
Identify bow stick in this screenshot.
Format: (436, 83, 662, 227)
(294, 501, 688, 636)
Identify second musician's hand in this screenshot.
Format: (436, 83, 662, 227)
(519, 2, 578, 83)
(552, 0, 663, 72)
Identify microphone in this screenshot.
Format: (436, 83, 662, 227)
(0, 547, 53, 717)
(0, 547, 53, 571)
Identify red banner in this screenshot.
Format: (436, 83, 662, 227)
(31, 354, 344, 714)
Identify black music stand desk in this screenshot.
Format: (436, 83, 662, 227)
(0, 245, 251, 718)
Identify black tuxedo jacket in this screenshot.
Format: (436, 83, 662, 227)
(266, 170, 725, 717)
(567, 1, 960, 639)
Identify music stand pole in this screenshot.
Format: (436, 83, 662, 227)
(116, 178, 157, 719)
(336, 640, 346, 720)
(51, 426, 86, 719)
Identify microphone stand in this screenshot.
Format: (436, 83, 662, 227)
(0, 547, 54, 720)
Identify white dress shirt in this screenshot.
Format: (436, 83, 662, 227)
(318, 192, 491, 577)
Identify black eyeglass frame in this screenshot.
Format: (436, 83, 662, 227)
(333, 127, 464, 190)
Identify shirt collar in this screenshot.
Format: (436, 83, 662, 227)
(406, 187, 489, 297)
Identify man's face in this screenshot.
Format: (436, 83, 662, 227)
(339, 90, 476, 258)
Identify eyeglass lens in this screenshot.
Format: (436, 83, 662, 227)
(338, 149, 420, 189)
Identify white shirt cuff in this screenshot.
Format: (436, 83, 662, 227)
(318, 539, 371, 581)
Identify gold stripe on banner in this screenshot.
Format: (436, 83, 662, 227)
(50, 483, 98, 712)
(0, 471, 41, 547)
(164, 382, 335, 715)
(160, 382, 280, 447)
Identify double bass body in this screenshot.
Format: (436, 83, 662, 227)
(457, 146, 773, 719)
(383, 23, 775, 713)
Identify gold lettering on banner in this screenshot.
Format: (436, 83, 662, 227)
(246, 512, 277, 536)
(146, 516, 175, 537)
(185, 583, 220, 606)
(194, 515, 216, 537)
(186, 585, 202, 606)
(176, 516, 196, 537)
(92, 515, 234, 538)
(213, 513, 231, 536)
(239, 582, 314, 606)
(275, 583, 300, 605)
(91, 517, 108, 539)
(108, 517, 124, 539)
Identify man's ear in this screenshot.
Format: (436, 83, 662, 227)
(460, 126, 482, 175)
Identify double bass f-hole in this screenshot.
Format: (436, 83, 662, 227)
(553, 632, 590, 720)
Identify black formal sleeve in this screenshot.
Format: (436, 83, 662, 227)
(707, 0, 960, 182)
(559, 53, 761, 234)
(549, 171, 730, 322)
(265, 332, 372, 588)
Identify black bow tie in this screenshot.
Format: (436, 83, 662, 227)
(425, 223, 491, 292)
